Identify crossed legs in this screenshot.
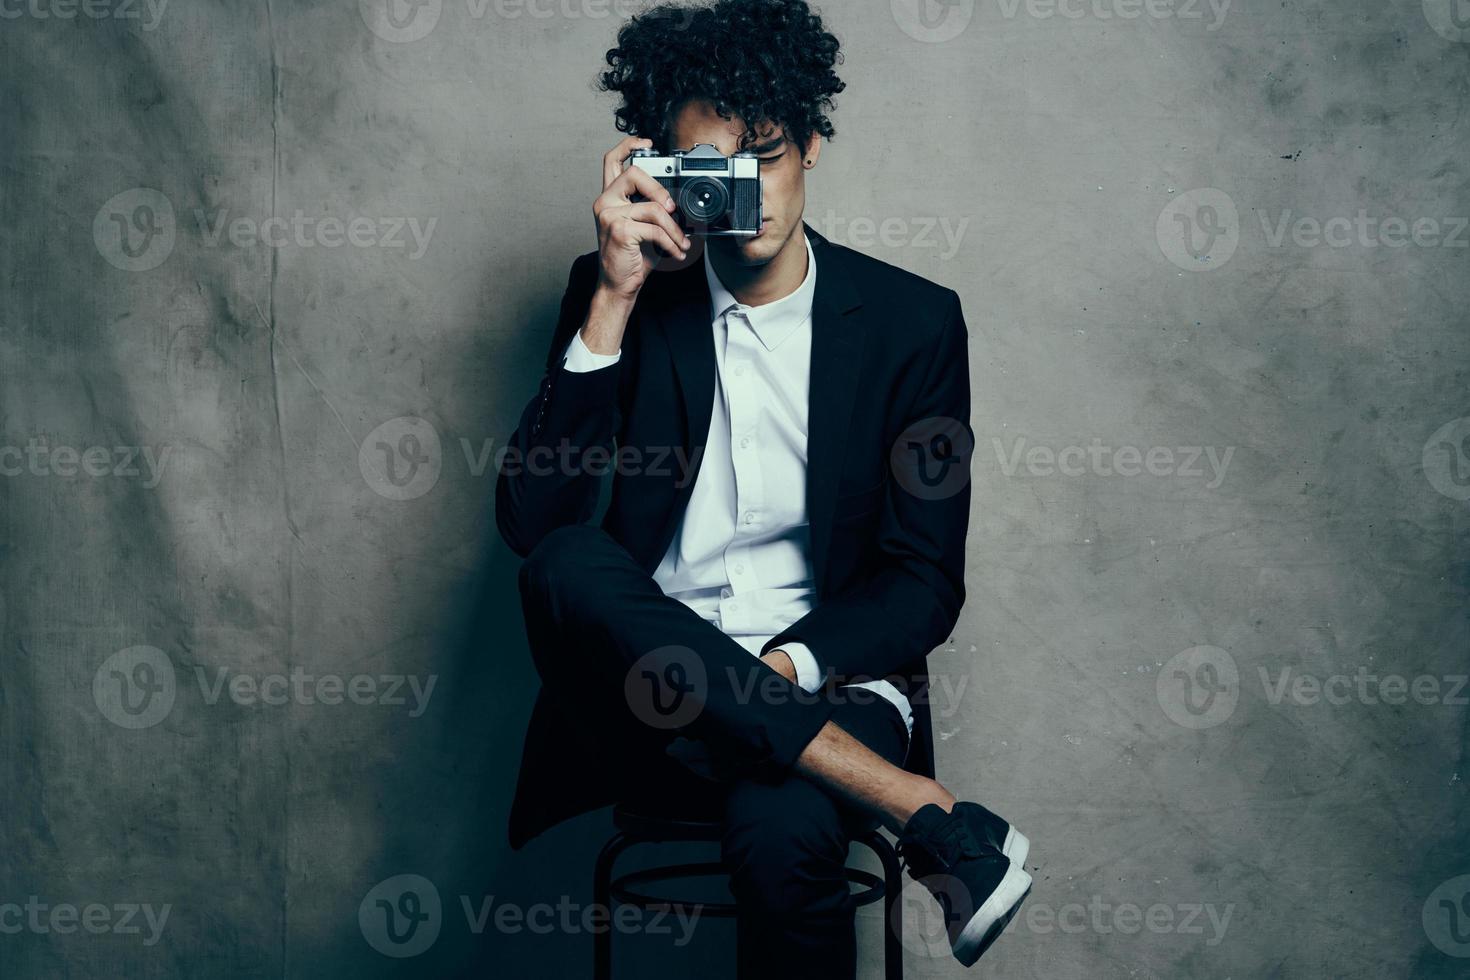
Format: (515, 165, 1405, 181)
(519, 524, 959, 975)
(518, 523, 957, 833)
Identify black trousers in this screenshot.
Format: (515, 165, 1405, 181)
(518, 524, 911, 979)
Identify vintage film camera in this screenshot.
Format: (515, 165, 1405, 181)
(628, 143, 762, 236)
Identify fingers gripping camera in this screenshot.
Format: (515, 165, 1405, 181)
(629, 144, 762, 236)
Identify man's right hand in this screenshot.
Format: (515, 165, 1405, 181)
(580, 137, 692, 355)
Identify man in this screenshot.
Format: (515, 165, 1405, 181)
(496, 1, 1032, 973)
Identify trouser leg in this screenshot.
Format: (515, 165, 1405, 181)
(517, 523, 836, 777)
(721, 695, 911, 980)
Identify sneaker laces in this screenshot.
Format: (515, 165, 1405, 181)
(897, 808, 986, 876)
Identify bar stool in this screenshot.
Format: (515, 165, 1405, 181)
(592, 801, 905, 978)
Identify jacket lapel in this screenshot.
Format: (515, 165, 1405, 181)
(647, 226, 865, 590)
(645, 261, 715, 569)
(803, 225, 865, 593)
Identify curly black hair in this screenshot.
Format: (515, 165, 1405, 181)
(598, 0, 844, 152)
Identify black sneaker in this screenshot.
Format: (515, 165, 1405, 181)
(897, 803, 1033, 966)
(954, 800, 1031, 869)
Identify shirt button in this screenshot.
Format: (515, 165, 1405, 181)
(740, 437, 752, 449)
(734, 564, 745, 574)
(720, 587, 732, 599)
(743, 512, 755, 524)
(733, 365, 745, 377)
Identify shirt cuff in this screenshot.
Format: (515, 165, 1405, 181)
(561, 331, 621, 373)
(776, 642, 823, 694)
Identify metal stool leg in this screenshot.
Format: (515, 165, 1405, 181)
(596, 825, 902, 978)
(593, 833, 631, 980)
(868, 831, 905, 980)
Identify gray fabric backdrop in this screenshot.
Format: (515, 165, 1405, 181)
(2, 0, 1467, 976)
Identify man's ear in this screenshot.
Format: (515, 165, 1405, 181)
(802, 133, 822, 169)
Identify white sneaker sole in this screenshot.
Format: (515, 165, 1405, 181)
(951, 860, 1033, 967)
(1002, 825, 1030, 869)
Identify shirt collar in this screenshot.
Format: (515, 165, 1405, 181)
(703, 232, 817, 352)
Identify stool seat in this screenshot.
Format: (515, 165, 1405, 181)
(612, 801, 727, 842)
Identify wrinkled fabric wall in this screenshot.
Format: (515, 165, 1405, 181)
(1, 0, 1466, 977)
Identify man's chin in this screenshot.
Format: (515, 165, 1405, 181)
(713, 227, 784, 266)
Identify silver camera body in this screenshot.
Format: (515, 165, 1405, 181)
(629, 143, 762, 236)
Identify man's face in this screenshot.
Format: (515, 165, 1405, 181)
(666, 99, 817, 267)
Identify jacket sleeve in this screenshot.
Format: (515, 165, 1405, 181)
(495, 253, 622, 557)
(762, 291, 972, 684)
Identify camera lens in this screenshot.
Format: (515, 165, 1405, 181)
(679, 178, 728, 224)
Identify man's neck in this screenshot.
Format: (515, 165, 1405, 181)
(707, 226, 809, 308)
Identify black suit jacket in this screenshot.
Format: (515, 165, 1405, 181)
(498, 223, 973, 848)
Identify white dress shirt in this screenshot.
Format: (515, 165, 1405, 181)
(561, 234, 912, 734)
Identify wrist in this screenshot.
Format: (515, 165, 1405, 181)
(761, 649, 797, 683)
(581, 286, 634, 355)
